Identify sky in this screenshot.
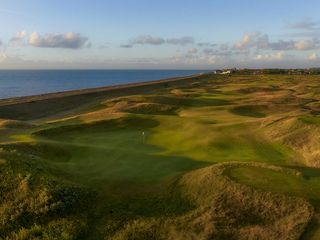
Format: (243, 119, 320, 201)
(0, 0, 320, 69)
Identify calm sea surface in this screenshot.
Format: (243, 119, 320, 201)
(0, 70, 208, 99)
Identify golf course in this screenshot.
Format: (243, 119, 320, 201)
(1, 72, 320, 239)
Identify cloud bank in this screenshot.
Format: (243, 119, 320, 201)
(28, 32, 88, 49)
(130, 35, 195, 46)
(2, 18, 320, 69)
(167, 36, 194, 45)
(131, 35, 165, 45)
(234, 32, 320, 51)
(288, 19, 320, 30)
(9, 30, 27, 46)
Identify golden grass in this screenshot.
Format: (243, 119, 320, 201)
(0, 119, 34, 129)
(0, 73, 320, 239)
(264, 116, 320, 167)
(112, 162, 313, 240)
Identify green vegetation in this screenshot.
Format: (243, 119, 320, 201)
(1, 73, 320, 239)
(227, 166, 320, 207)
(299, 115, 320, 126)
(230, 105, 266, 118)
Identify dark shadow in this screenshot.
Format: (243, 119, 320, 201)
(287, 166, 320, 179)
(237, 86, 281, 94)
(230, 105, 266, 118)
(34, 116, 160, 137)
(149, 95, 232, 108)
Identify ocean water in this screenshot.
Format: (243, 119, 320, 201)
(0, 69, 207, 99)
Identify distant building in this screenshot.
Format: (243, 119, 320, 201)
(213, 69, 231, 74)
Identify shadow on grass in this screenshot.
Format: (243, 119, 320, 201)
(30, 115, 210, 188)
(230, 105, 266, 118)
(34, 116, 160, 137)
(287, 166, 320, 179)
(149, 95, 232, 108)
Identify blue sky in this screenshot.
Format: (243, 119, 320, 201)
(0, 0, 320, 69)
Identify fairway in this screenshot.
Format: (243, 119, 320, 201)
(1, 73, 320, 239)
(34, 116, 208, 187)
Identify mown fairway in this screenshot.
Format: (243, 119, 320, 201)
(1, 73, 320, 239)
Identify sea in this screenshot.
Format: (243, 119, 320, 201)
(0, 69, 208, 99)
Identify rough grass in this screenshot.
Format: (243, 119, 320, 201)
(227, 164, 320, 240)
(264, 116, 320, 167)
(0, 74, 320, 239)
(227, 165, 320, 208)
(112, 163, 313, 240)
(122, 103, 178, 115)
(0, 119, 34, 129)
(0, 147, 94, 239)
(230, 105, 267, 118)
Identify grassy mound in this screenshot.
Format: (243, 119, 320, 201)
(112, 163, 313, 240)
(1, 74, 320, 239)
(227, 164, 320, 239)
(264, 115, 320, 167)
(237, 86, 280, 94)
(122, 103, 177, 115)
(35, 116, 160, 137)
(0, 145, 94, 239)
(0, 119, 34, 129)
(105, 94, 231, 111)
(230, 105, 267, 118)
(227, 165, 320, 207)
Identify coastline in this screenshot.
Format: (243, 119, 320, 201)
(0, 72, 210, 120)
(0, 72, 207, 106)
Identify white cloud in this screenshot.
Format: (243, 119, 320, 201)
(131, 35, 165, 45)
(269, 40, 294, 50)
(0, 52, 26, 65)
(289, 20, 320, 30)
(167, 36, 194, 45)
(28, 32, 41, 46)
(234, 32, 260, 50)
(269, 39, 319, 51)
(294, 39, 319, 50)
(9, 30, 27, 46)
(234, 31, 319, 51)
(255, 52, 285, 61)
(308, 53, 318, 60)
(17, 31, 27, 39)
(0, 53, 8, 62)
(234, 32, 270, 50)
(28, 32, 88, 49)
(187, 48, 198, 54)
(130, 35, 195, 46)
